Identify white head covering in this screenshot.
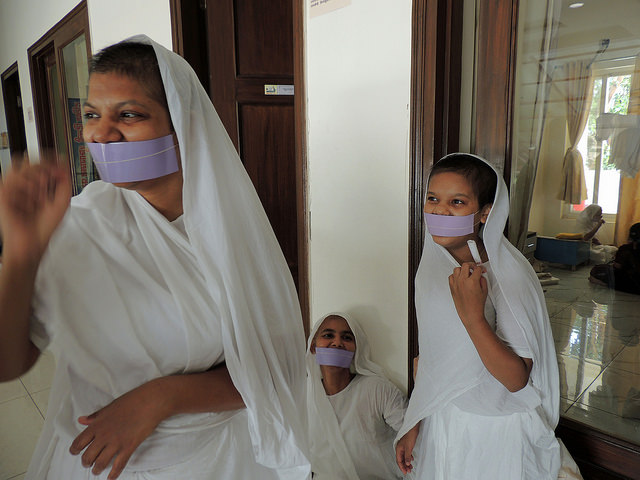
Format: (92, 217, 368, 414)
(397, 153, 560, 442)
(138, 35, 310, 476)
(306, 312, 385, 479)
(577, 204, 603, 234)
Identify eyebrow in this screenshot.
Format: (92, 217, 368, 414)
(319, 328, 354, 335)
(426, 190, 472, 199)
(83, 99, 150, 109)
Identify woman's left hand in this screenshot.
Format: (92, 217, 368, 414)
(449, 262, 488, 330)
(69, 381, 168, 480)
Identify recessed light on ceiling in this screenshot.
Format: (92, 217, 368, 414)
(569, 2, 584, 8)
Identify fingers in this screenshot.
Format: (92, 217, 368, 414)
(108, 450, 133, 480)
(69, 426, 94, 455)
(395, 443, 414, 474)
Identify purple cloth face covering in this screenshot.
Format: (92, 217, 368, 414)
(87, 134, 179, 183)
(424, 211, 480, 237)
(315, 347, 354, 368)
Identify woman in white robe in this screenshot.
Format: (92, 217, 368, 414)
(576, 204, 617, 263)
(394, 153, 581, 480)
(0, 36, 310, 479)
(307, 312, 407, 480)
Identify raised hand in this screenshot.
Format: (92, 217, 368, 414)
(0, 160, 71, 264)
(448, 262, 488, 329)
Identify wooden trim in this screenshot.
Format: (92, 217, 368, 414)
(408, 0, 464, 392)
(27, 0, 90, 160)
(473, 0, 518, 183)
(1, 62, 18, 80)
(293, 0, 310, 337)
(170, 0, 184, 55)
(556, 417, 640, 479)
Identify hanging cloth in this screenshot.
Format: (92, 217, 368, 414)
(557, 61, 593, 204)
(614, 54, 640, 245)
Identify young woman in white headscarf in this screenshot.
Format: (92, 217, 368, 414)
(394, 154, 582, 479)
(0, 36, 309, 479)
(307, 312, 408, 479)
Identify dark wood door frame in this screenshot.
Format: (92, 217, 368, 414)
(1, 63, 28, 160)
(408, 0, 464, 391)
(170, 0, 310, 336)
(28, 0, 91, 178)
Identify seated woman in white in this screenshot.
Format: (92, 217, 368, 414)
(307, 312, 407, 480)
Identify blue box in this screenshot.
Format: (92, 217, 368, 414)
(534, 236, 590, 269)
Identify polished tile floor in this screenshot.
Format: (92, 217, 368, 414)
(545, 264, 640, 446)
(1, 265, 638, 479)
(0, 350, 53, 480)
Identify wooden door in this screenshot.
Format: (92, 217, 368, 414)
(1, 64, 28, 160)
(206, 0, 298, 287)
(174, 0, 301, 291)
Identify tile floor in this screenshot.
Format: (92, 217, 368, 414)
(0, 351, 54, 480)
(545, 264, 640, 446)
(1, 264, 639, 478)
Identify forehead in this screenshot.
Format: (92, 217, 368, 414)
(87, 72, 154, 103)
(428, 171, 474, 193)
(317, 316, 352, 333)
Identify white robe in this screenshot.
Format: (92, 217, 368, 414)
(307, 313, 407, 480)
(26, 34, 310, 479)
(326, 375, 406, 480)
(396, 154, 580, 480)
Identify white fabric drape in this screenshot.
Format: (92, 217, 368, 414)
(397, 154, 561, 476)
(26, 35, 310, 479)
(557, 60, 593, 204)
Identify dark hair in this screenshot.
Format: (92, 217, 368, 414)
(428, 153, 497, 208)
(629, 223, 640, 242)
(90, 42, 169, 115)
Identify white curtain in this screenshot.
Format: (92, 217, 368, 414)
(556, 60, 593, 204)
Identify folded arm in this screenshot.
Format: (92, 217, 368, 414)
(70, 362, 244, 479)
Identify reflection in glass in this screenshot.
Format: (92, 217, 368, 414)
(502, 0, 640, 447)
(61, 34, 97, 194)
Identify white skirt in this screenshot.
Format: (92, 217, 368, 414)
(412, 402, 563, 480)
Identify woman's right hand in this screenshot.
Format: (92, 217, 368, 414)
(0, 160, 71, 264)
(396, 423, 420, 475)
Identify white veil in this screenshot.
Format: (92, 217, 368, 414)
(141, 35, 310, 477)
(397, 153, 560, 442)
(306, 312, 386, 479)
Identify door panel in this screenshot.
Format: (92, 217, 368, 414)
(206, 0, 298, 285)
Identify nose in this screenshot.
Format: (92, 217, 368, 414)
(330, 337, 345, 349)
(83, 118, 123, 144)
(431, 204, 451, 215)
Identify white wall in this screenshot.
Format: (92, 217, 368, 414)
(306, 0, 412, 390)
(0, 0, 171, 164)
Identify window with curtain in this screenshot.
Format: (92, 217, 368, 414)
(567, 68, 634, 217)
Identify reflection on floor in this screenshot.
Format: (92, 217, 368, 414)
(545, 264, 640, 446)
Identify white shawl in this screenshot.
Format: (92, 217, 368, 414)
(306, 313, 386, 479)
(397, 154, 560, 440)
(28, 35, 310, 479)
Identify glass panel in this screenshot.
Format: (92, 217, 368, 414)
(501, 0, 640, 446)
(61, 34, 96, 194)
